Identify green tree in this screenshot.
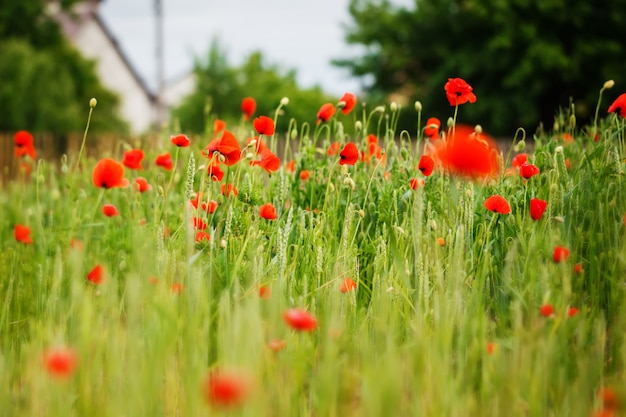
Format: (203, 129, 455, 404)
(336, 0, 626, 136)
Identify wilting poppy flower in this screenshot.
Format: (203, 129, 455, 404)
(203, 369, 251, 408)
(553, 246, 570, 263)
(418, 155, 435, 176)
(195, 231, 210, 243)
(529, 198, 547, 220)
(299, 170, 310, 181)
(221, 183, 238, 197)
(340, 278, 357, 293)
(122, 149, 144, 170)
(43, 347, 77, 378)
(92, 158, 129, 189)
(327, 142, 341, 156)
(241, 97, 256, 121)
(102, 204, 119, 217)
(205, 130, 241, 166)
(253, 116, 275, 136)
(14, 130, 37, 159)
(539, 304, 554, 317)
(250, 149, 280, 174)
(207, 162, 224, 182)
(339, 92, 357, 115)
(339, 142, 359, 166)
(87, 264, 104, 285)
(317, 103, 336, 123)
(258, 284, 270, 299)
(213, 119, 226, 133)
(444, 77, 477, 106)
(134, 177, 151, 193)
(568, 307, 579, 317)
(269, 339, 286, 352)
(362, 134, 384, 163)
(170, 134, 190, 147)
(14, 224, 33, 244)
(432, 125, 501, 179)
(608, 93, 626, 118)
(409, 178, 424, 190)
(424, 117, 441, 140)
(484, 195, 511, 214)
(519, 163, 540, 179)
(259, 203, 278, 220)
(512, 153, 528, 169)
(155, 152, 173, 170)
(283, 308, 317, 331)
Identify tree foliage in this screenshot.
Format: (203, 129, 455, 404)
(336, 0, 626, 136)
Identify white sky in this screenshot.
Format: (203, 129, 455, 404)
(99, 0, 413, 96)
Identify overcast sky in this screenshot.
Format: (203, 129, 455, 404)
(99, 0, 413, 96)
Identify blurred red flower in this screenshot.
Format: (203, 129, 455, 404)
(122, 149, 144, 170)
(43, 347, 77, 378)
(170, 134, 190, 147)
(221, 183, 238, 197)
(409, 178, 424, 190)
(444, 78, 477, 106)
(195, 231, 210, 243)
(568, 307, 579, 317)
(213, 119, 226, 133)
(87, 264, 104, 285)
(269, 339, 286, 352)
(92, 158, 129, 189)
(155, 152, 173, 170)
(299, 170, 310, 181)
(327, 141, 341, 156)
(519, 163, 540, 179)
(285, 160, 295, 173)
(511, 153, 528, 168)
(207, 162, 224, 182)
(340, 278, 357, 293)
(424, 117, 441, 140)
(14, 130, 37, 159)
(339, 92, 357, 115)
(203, 369, 250, 408)
(102, 203, 119, 217)
(259, 203, 278, 220)
(418, 155, 435, 176)
(362, 134, 384, 163)
(250, 149, 280, 174)
(529, 198, 547, 220)
(339, 142, 359, 166)
(206, 130, 241, 166)
(317, 103, 336, 123)
(539, 304, 554, 317)
(484, 195, 511, 214)
(553, 246, 570, 263)
(134, 177, 151, 193)
(14, 224, 33, 244)
(241, 97, 256, 121)
(283, 308, 317, 331)
(608, 93, 626, 117)
(253, 116, 275, 135)
(193, 217, 207, 230)
(258, 284, 271, 299)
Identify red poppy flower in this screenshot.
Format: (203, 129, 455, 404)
(193, 217, 207, 230)
(204, 200, 218, 214)
(269, 339, 286, 352)
(43, 347, 77, 378)
(14, 224, 33, 244)
(195, 231, 210, 243)
(553, 246, 570, 263)
(207, 162, 224, 182)
(599, 387, 618, 410)
(283, 308, 317, 331)
(285, 160, 295, 173)
(259, 203, 278, 220)
(155, 152, 173, 170)
(574, 263, 583, 274)
(102, 204, 119, 217)
(339, 142, 359, 166)
(340, 278, 356, 293)
(529, 198, 547, 220)
(327, 142, 341, 156)
(258, 284, 270, 299)
(170, 134, 190, 147)
(213, 119, 226, 133)
(134, 177, 151, 193)
(205, 130, 241, 166)
(122, 149, 144, 170)
(14, 130, 37, 159)
(221, 183, 238, 197)
(246, 136, 267, 153)
(339, 92, 357, 115)
(608, 93, 626, 118)
(568, 307, 579, 317)
(317, 103, 336, 123)
(444, 78, 477, 106)
(424, 117, 441, 140)
(362, 134, 384, 163)
(203, 369, 250, 408)
(87, 264, 104, 285)
(519, 163, 540, 179)
(539, 304, 554, 317)
(486, 342, 495, 355)
(512, 153, 528, 168)
(299, 170, 310, 180)
(432, 125, 501, 179)
(484, 195, 511, 214)
(241, 97, 256, 121)
(418, 155, 435, 176)
(410, 178, 424, 189)
(92, 158, 129, 189)
(250, 149, 280, 174)
(253, 116, 275, 135)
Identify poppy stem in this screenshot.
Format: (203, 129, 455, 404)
(72, 105, 95, 176)
(451, 104, 459, 138)
(166, 146, 181, 193)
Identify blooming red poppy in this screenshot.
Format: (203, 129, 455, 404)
(484, 195, 511, 214)
(102, 203, 119, 217)
(14, 224, 33, 244)
(418, 155, 435, 176)
(608, 93, 626, 117)
(409, 178, 424, 190)
(221, 183, 238, 197)
(317, 103, 336, 123)
(204, 200, 218, 214)
(87, 264, 104, 285)
(511, 153, 528, 169)
(170, 134, 190, 147)
(299, 170, 310, 181)
(327, 142, 341, 156)
(444, 78, 477, 106)
(362, 134, 384, 163)
(253, 116, 275, 136)
(213, 119, 226, 133)
(195, 231, 210, 243)
(43, 347, 77, 378)
(519, 163, 540, 179)
(14, 130, 37, 159)
(246, 136, 267, 154)
(122, 149, 144, 170)
(283, 308, 317, 331)
(568, 307, 579, 317)
(207, 162, 224, 182)
(269, 339, 286, 352)
(193, 217, 207, 230)
(203, 369, 250, 407)
(339, 142, 359, 166)
(92, 158, 129, 189)
(134, 177, 151, 193)
(432, 125, 501, 179)
(424, 117, 441, 140)
(539, 304, 554, 317)
(553, 246, 570, 263)
(250, 148, 280, 174)
(340, 278, 356, 293)
(339, 92, 357, 115)
(529, 198, 547, 221)
(259, 203, 278, 220)
(155, 152, 173, 170)
(205, 130, 241, 166)
(258, 284, 270, 299)
(241, 97, 256, 121)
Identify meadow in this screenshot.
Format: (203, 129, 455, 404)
(1, 80, 626, 417)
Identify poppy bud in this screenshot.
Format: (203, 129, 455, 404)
(343, 177, 356, 190)
(555, 146, 563, 154)
(474, 124, 483, 134)
(157, 185, 165, 196)
(374, 106, 385, 113)
(89, 98, 97, 108)
(220, 239, 227, 248)
(516, 140, 526, 152)
(603, 80, 615, 89)
(447, 117, 454, 128)
(390, 102, 398, 112)
(245, 152, 254, 160)
(290, 129, 298, 139)
(248, 139, 257, 148)
(553, 216, 564, 223)
(430, 219, 437, 231)
(569, 114, 576, 128)
(553, 120, 559, 131)
(329, 182, 335, 192)
(355, 121, 362, 132)
(218, 154, 226, 163)
(280, 97, 289, 106)
(414, 101, 422, 112)
(357, 209, 365, 218)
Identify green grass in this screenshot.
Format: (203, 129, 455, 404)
(1, 95, 625, 416)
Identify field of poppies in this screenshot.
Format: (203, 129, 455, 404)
(2, 79, 626, 416)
